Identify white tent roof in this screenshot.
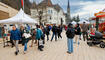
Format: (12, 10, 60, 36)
(71, 21, 77, 25)
(78, 20, 90, 24)
(0, 9, 37, 24)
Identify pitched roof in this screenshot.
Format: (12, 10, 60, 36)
(38, 0, 53, 7)
(31, 2, 37, 9)
(37, 0, 63, 12)
(53, 4, 62, 12)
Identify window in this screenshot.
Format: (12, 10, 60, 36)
(48, 10, 50, 14)
(48, 10, 53, 14)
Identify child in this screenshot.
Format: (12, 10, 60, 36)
(23, 30, 31, 54)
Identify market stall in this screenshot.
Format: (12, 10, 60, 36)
(0, 9, 37, 47)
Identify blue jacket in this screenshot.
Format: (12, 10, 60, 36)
(36, 28, 42, 40)
(10, 29, 21, 40)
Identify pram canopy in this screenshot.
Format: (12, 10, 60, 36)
(95, 31, 103, 38)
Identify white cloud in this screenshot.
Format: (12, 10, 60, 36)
(71, 1, 105, 19)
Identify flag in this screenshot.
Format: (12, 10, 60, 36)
(21, 0, 23, 7)
(21, 0, 24, 9)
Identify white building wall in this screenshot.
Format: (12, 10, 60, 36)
(30, 7, 66, 25)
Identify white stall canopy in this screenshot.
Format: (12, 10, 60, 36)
(71, 21, 77, 25)
(79, 20, 90, 24)
(0, 9, 37, 24)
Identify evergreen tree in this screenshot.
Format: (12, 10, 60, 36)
(71, 15, 80, 22)
(76, 15, 80, 22)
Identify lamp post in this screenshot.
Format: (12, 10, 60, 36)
(61, 18, 63, 26)
(96, 17, 99, 31)
(39, 11, 43, 25)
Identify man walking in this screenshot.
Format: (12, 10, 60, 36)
(81, 22, 89, 41)
(51, 24, 58, 41)
(46, 25, 50, 41)
(66, 23, 75, 54)
(10, 26, 21, 55)
(57, 25, 63, 39)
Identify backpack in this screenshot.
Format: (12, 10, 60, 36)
(66, 28, 75, 38)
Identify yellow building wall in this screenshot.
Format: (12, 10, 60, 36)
(0, 2, 18, 19)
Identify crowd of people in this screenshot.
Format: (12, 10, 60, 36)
(66, 22, 89, 54)
(10, 24, 63, 55)
(1, 22, 90, 55)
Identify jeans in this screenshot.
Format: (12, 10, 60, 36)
(74, 35, 80, 44)
(47, 35, 49, 41)
(67, 38, 73, 53)
(51, 33, 57, 41)
(13, 40, 19, 52)
(24, 43, 27, 51)
(58, 33, 62, 38)
(83, 32, 88, 41)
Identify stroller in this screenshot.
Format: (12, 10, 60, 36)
(87, 31, 105, 48)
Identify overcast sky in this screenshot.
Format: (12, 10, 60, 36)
(29, 0, 105, 20)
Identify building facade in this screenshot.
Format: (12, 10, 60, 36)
(30, 0, 66, 25)
(0, 2, 18, 20)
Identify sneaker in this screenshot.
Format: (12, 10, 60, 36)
(15, 51, 18, 55)
(73, 42, 76, 44)
(18, 50, 19, 52)
(67, 51, 71, 54)
(24, 51, 26, 54)
(40, 49, 43, 51)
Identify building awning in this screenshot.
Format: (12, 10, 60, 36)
(96, 15, 105, 18)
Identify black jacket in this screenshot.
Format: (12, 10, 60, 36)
(46, 27, 50, 35)
(66, 27, 75, 38)
(52, 26, 57, 34)
(75, 26, 81, 35)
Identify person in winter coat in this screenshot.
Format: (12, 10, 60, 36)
(30, 29, 36, 47)
(66, 23, 75, 54)
(22, 30, 31, 54)
(57, 25, 63, 39)
(36, 25, 43, 51)
(20, 26, 25, 45)
(51, 24, 58, 41)
(74, 23, 81, 45)
(46, 25, 50, 41)
(41, 26, 46, 44)
(81, 22, 89, 41)
(10, 26, 21, 55)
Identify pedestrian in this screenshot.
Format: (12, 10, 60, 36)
(36, 25, 43, 51)
(46, 25, 50, 41)
(81, 22, 89, 41)
(65, 25, 67, 31)
(74, 23, 81, 45)
(30, 29, 36, 47)
(41, 26, 46, 44)
(22, 30, 31, 54)
(57, 25, 62, 39)
(48, 25, 52, 31)
(51, 24, 58, 41)
(10, 26, 21, 55)
(66, 23, 75, 54)
(20, 26, 25, 45)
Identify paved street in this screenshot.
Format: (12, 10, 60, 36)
(0, 31, 105, 60)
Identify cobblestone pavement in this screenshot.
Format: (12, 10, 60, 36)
(0, 31, 105, 60)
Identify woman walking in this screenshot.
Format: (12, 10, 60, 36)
(74, 23, 81, 45)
